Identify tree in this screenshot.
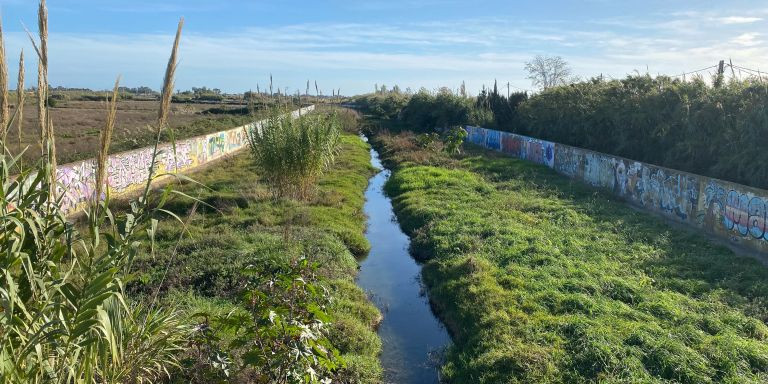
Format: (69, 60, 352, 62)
(525, 55, 573, 90)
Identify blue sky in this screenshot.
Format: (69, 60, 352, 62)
(0, 0, 766, 95)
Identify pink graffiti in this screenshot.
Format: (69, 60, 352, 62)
(56, 160, 97, 212)
(107, 149, 154, 193)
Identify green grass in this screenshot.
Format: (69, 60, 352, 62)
(127, 133, 382, 383)
(372, 131, 768, 383)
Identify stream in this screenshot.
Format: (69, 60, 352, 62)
(356, 138, 451, 383)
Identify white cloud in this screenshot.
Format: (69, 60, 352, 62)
(733, 32, 762, 46)
(719, 16, 763, 24)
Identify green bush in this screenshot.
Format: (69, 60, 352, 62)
(246, 108, 341, 199)
(519, 75, 768, 189)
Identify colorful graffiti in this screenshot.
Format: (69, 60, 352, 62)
(554, 145, 583, 178)
(57, 160, 97, 211)
(501, 132, 521, 157)
(489, 130, 555, 168)
(702, 182, 768, 241)
(486, 130, 501, 151)
(56, 106, 314, 215)
(520, 137, 554, 168)
(466, 124, 768, 254)
(466, 126, 487, 146)
(638, 168, 699, 220)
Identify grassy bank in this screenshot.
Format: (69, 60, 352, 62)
(126, 133, 382, 383)
(370, 129, 768, 383)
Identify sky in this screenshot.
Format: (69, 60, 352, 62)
(0, 0, 766, 95)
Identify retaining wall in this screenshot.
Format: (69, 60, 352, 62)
(465, 125, 768, 255)
(57, 106, 315, 215)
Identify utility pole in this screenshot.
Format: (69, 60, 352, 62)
(507, 82, 510, 99)
(729, 58, 736, 78)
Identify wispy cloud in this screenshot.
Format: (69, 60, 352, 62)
(733, 32, 762, 46)
(4, 10, 766, 94)
(718, 16, 763, 24)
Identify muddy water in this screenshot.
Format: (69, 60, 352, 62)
(357, 139, 451, 383)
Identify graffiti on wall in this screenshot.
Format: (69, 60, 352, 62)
(634, 167, 699, 220)
(486, 130, 501, 151)
(521, 138, 554, 168)
(466, 124, 768, 254)
(584, 153, 615, 190)
(701, 181, 768, 242)
(554, 145, 583, 178)
(56, 106, 314, 215)
(501, 132, 521, 157)
(467, 126, 487, 146)
(497, 131, 554, 168)
(57, 160, 97, 212)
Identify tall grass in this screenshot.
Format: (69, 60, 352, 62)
(246, 107, 341, 199)
(15, 50, 23, 160)
(0, 2, 190, 382)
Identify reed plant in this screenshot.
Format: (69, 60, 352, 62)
(0, 2, 190, 382)
(246, 107, 341, 199)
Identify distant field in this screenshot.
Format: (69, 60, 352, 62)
(6, 99, 276, 164)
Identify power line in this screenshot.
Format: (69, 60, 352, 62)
(730, 64, 765, 76)
(669, 65, 719, 78)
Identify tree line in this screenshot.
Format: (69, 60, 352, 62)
(355, 75, 768, 190)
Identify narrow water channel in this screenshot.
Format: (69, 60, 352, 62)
(357, 138, 451, 383)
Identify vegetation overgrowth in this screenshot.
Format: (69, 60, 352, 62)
(369, 127, 768, 383)
(356, 75, 768, 189)
(2, 1, 376, 382)
(127, 133, 382, 383)
(1, 3, 191, 382)
(246, 107, 341, 200)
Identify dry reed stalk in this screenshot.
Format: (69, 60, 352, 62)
(36, 58, 44, 156)
(0, 16, 9, 136)
(157, 18, 183, 132)
(38, 0, 56, 194)
(27, 0, 49, 162)
(16, 50, 24, 158)
(94, 77, 119, 208)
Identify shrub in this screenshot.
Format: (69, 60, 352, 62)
(443, 126, 468, 154)
(518, 75, 768, 189)
(246, 107, 341, 199)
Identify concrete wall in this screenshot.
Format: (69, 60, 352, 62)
(57, 106, 315, 215)
(465, 125, 768, 255)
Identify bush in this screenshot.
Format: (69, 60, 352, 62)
(518, 75, 768, 189)
(443, 126, 467, 154)
(246, 108, 341, 199)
